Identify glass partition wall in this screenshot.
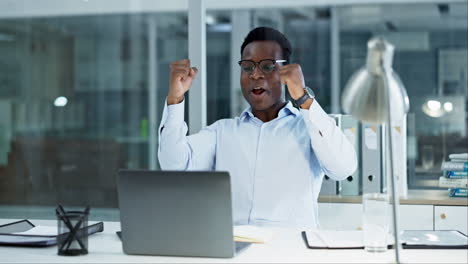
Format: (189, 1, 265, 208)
(0, 13, 188, 213)
(337, 3, 467, 188)
(0, 1, 466, 220)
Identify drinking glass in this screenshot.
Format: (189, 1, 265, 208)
(362, 193, 389, 252)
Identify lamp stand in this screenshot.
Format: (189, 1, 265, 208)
(383, 69, 402, 264)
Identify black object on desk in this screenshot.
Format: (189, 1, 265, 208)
(56, 205, 90, 255)
(0, 219, 103, 247)
(302, 230, 468, 250)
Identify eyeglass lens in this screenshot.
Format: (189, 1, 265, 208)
(240, 60, 277, 74)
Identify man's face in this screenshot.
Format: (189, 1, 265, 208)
(240, 41, 284, 112)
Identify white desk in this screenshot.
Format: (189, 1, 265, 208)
(1, 219, 467, 263)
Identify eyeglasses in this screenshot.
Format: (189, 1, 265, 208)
(238, 59, 287, 74)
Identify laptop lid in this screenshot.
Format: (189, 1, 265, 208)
(117, 170, 235, 258)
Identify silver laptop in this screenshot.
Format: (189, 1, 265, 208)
(117, 170, 250, 258)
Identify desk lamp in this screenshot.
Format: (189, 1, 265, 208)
(341, 37, 410, 264)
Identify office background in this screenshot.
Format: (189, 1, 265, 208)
(0, 0, 466, 217)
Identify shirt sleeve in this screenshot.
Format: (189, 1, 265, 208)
(300, 100, 358, 180)
(158, 98, 217, 171)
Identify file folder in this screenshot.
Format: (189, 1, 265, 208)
(381, 123, 388, 194)
(377, 118, 408, 197)
(391, 115, 408, 198)
(361, 123, 384, 193)
(320, 175, 338, 195)
(340, 115, 361, 196)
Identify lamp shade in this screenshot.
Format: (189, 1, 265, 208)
(341, 37, 409, 124)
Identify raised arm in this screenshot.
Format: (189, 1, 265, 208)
(157, 59, 216, 170)
(279, 63, 358, 180)
(301, 102, 358, 180)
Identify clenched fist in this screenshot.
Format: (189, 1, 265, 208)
(279, 64, 306, 100)
(167, 59, 198, 105)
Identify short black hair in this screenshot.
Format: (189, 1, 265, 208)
(240, 27, 292, 62)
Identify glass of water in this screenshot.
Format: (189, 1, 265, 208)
(362, 193, 389, 252)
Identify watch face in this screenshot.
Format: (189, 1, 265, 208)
(305, 86, 315, 98)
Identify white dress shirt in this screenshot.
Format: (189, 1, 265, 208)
(158, 99, 357, 228)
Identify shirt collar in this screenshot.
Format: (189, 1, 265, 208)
(239, 101, 299, 121)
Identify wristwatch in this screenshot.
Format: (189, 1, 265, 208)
(294, 86, 315, 108)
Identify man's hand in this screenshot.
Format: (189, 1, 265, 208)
(168, 59, 198, 105)
(279, 64, 306, 100)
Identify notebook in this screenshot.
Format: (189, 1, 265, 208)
(0, 219, 104, 247)
(302, 230, 468, 249)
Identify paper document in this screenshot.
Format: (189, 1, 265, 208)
(0, 234, 56, 245)
(402, 230, 468, 247)
(233, 225, 274, 244)
(304, 230, 366, 248)
(14, 226, 57, 236)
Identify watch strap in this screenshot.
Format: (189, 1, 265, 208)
(294, 87, 312, 107)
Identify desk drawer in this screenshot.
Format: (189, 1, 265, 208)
(319, 203, 434, 231)
(318, 203, 362, 230)
(400, 204, 433, 230)
(434, 205, 468, 234)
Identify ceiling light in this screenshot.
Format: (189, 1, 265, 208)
(427, 100, 441, 110)
(54, 96, 68, 107)
(422, 99, 444, 117)
(443, 102, 453, 112)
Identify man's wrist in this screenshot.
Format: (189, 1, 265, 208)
(299, 98, 314, 109)
(293, 86, 315, 108)
(289, 86, 306, 100)
(167, 95, 184, 105)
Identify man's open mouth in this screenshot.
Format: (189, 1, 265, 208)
(251, 87, 266, 95)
